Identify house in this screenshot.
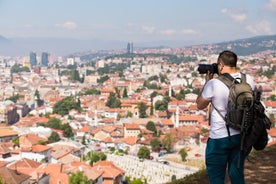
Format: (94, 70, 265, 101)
(14, 116, 49, 127)
(0, 142, 13, 159)
(42, 163, 69, 184)
(92, 161, 125, 184)
(124, 123, 141, 138)
(21, 144, 52, 163)
(119, 136, 139, 154)
(0, 167, 30, 184)
(19, 134, 48, 148)
(7, 158, 49, 184)
(0, 127, 18, 142)
(65, 161, 104, 184)
(50, 143, 82, 164)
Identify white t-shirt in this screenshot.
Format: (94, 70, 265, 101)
(202, 73, 255, 139)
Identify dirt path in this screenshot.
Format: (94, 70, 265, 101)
(243, 146, 276, 184)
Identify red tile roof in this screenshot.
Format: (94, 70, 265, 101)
(125, 123, 140, 130)
(0, 128, 18, 137)
(268, 128, 276, 137)
(31, 145, 52, 153)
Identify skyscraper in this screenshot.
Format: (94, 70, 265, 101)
(41, 52, 49, 67)
(29, 51, 37, 67)
(127, 42, 134, 54)
(127, 43, 131, 54)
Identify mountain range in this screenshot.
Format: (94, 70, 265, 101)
(0, 34, 275, 57)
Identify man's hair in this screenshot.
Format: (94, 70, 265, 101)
(218, 50, 237, 67)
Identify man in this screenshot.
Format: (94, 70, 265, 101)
(196, 50, 254, 184)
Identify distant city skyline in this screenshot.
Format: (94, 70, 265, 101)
(0, 0, 276, 56)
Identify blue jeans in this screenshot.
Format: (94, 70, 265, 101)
(206, 134, 245, 184)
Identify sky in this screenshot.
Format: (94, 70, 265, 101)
(0, 0, 276, 49)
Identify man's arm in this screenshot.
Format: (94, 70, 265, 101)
(196, 95, 210, 110)
(196, 71, 213, 110)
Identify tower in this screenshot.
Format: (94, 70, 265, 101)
(175, 104, 179, 128)
(127, 43, 131, 54)
(127, 42, 134, 54)
(29, 51, 37, 67)
(41, 52, 49, 67)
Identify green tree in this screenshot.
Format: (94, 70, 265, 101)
(162, 133, 176, 153)
(47, 118, 62, 129)
(12, 137, 19, 147)
(62, 123, 74, 138)
(171, 174, 177, 182)
(150, 101, 154, 115)
(114, 87, 121, 98)
(150, 91, 158, 99)
(106, 92, 121, 108)
(69, 171, 89, 184)
(137, 102, 147, 118)
(11, 64, 30, 73)
(159, 73, 168, 83)
(150, 138, 161, 152)
(126, 111, 133, 118)
(97, 75, 109, 84)
(82, 88, 100, 95)
(53, 96, 82, 115)
(6, 94, 19, 103)
(146, 121, 157, 135)
(137, 146, 150, 159)
(69, 69, 80, 82)
(179, 148, 188, 161)
(123, 87, 128, 98)
(269, 94, 276, 101)
(87, 151, 107, 166)
(155, 100, 167, 111)
(129, 178, 143, 184)
(81, 136, 86, 145)
(48, 131, 61, 143)
(34, 89, 40, 100)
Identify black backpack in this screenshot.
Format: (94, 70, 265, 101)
(214, 73, 271, 157)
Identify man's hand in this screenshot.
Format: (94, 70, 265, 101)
(205, 71, 214, 82)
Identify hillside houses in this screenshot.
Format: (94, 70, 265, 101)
(0, 50, 275, 183)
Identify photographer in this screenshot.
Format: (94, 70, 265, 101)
(196, 50, 255, 184)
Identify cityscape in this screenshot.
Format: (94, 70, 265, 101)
(0, 34, 275, 184)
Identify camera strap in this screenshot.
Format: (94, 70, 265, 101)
(211, 102, 231, 137)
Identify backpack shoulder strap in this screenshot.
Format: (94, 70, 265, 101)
(217, 73, 236, 89)
(240, 73, 247, 84)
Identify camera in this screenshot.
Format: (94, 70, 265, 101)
(197, 63, 218, 74)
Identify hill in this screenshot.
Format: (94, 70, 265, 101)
(0, 34, 275, 56)
(167, 144, 276, 184)
(215, 34, 276, 56)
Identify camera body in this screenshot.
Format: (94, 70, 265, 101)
(197, 63, 219, 74)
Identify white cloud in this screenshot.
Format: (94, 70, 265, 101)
(246, 20, 273, 34)
(221, 8, 247, 23)
(141, 26, 156, 34)
(180, 29, 197, 35)
(160, 29, 176, 35)
(265, 0, 276, 11)
(56, 21, 77, 30)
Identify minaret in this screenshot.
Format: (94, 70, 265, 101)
(175, 104, 179, 128)
(94, 110, 98, 126)
(169, 85, 172, 97)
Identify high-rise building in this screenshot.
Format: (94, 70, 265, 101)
(130, 42, 133, 53)
(41, 52, 49, 67)
(29, 52, 37, 67)
(127, 42, 134, 54)
(127, 43, 131, 54)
